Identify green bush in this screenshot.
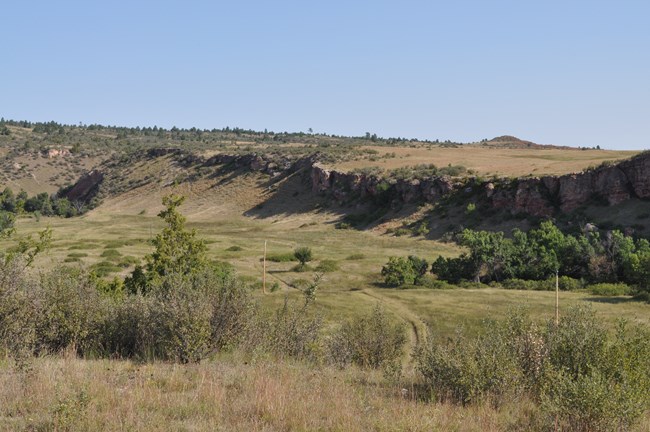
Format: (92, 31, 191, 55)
(346, 253, 366, 260)
(588, 282, 631, 296)
(418, 274, 455, 289)
(328, 304, 406, 369)
(381, 255, 428, 287)
(541, 307, 650, 431)
(315, 259, 339, 272)
(225, 245, 243, 252)
(294, 246, 313, 266)
(558, 275, 583, 291)
(265, 252, 297, 262)
(100, 248, 122, 259)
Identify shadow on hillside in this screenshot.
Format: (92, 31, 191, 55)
(242, 169, 433, 235)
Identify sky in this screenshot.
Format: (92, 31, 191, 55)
(2, 0, 649, 149)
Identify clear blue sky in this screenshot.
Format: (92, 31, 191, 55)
(2, 1, 649, 149)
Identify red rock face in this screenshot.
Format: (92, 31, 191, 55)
(515, 179, 555, 217)
(310, 163, 332, 193)
(558, 172, 594, 212)
(620, 153, 650, 198)
(592, 167, 630, 205)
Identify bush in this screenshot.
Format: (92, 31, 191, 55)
(328, 304, 406, 369)
(315, 259, 339, 272)
(382, 257, 416, 287)
(415, 317, 524, 405)
(381, 255, 428, 287)
(100, 249, 122, 259)
(558, 275, 583, 291)
(346, 253, 365, 260)
(90, 261, 122, 277)
(0, 258, 39, 356)
(418, 274, 454, 289)
(247, 293, 322, 361)
(98, 266, 254, 362)
(294, 246, 313, 266)
(588, 282, 631, 296)
(225, 245, 243, 251)
(36, 267, 107, 354)
(265, 252, 297, 262)
(541, 307, 650, 430)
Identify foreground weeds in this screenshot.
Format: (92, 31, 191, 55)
(0, 355, 547, 432)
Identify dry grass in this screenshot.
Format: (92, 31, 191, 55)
(333, 145, 638, 177)
(0, 355, 546, 432)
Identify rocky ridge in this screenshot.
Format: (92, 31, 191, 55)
(66, 148, 650, 218)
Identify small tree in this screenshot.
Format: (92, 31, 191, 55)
(294, 246, 313, 267)
(126, 194, 207, 293)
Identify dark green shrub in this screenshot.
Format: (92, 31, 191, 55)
(294, 246, 313, 266)
(346, 253, 365, 260)
(225, 245, 243, 252)
(381, 256, 416, 287)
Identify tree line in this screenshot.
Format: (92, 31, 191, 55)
(0, 187, 85, 219)
(383, 220, 650, 295)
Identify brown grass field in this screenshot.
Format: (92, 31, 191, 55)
(333, 145, 638, 177)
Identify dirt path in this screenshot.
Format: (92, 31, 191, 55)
(356, 288, 428, 369)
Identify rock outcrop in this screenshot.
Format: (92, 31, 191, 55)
(63, 170, 104, 203)
(92, 147, 650, 219)
(307, 151, 650, 217)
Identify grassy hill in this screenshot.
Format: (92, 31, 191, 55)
(1, 120, 649, 431)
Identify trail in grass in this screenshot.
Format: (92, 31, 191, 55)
(356, 288, 428, 369)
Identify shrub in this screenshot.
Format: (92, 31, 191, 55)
(315, 259, 339, 272)
(36, 267, 107, 354)
(588, 282, 631, 296)
(0, 258, 39, 356)
(294, 246, 313, 266)
(346, 253, 365, 260)
(90, 261, 122, 277)
(247, 291, 322, 361)
(99, 266, 254, 361)
(225, 245, 243, 251)
(265, 252, 297, 262)
(418, 274, 454, 289)
(415, 317, 524, 405)
(541, 308, 650, 431)
(328, 304, 406, 369)
(381, 257, 416, 287)
(381, 255, 428, 287)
